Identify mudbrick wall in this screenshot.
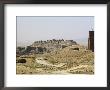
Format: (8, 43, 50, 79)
(88, 31, 94, 52)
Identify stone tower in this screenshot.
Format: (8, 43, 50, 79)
(88, 31, 94, 52)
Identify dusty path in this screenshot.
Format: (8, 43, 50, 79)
(36, 58, 90, 74)
(51, 65, 89, 74)
(36, 58, 65, 67)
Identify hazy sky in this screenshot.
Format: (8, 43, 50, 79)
(17, 16, 94, 46)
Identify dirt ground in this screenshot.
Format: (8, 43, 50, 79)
(16, 45, 94, 74)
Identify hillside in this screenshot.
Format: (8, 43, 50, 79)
(16, 44, 94, 74)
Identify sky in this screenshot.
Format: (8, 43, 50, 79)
(17, 16, 94, 46)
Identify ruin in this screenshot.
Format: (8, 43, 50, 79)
(27, 39, 77, 54)
(88, 31, 94, 52)
(16, 39, 78, 55)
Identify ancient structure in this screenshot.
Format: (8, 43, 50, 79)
(30, 39, 77, 54)
(88, 31, 94, 52)
(16, 39, 77, 55)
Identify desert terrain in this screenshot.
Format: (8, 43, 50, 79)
(16, 40, 94, 75)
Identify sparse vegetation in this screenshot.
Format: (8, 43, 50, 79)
(16, 44, 94, 74)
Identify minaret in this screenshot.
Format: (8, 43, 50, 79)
(88, 28, 94, 52)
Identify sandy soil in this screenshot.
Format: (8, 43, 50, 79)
(16, 45, 94, 74)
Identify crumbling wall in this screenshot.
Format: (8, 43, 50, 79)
(88, 31, 94, 52)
